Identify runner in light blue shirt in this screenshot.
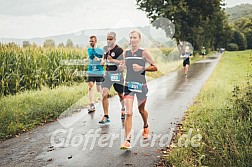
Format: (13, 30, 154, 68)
(86, 35, 104, 113)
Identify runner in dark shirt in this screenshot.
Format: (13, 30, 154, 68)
(120, 30, 158, 149)
(99, 32, 125, 124)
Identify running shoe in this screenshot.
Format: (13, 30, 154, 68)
(88, 104, 95, 113)
(99, 116, 110, 124)
(120, 141, 132, 150)
(142, 126, 149, 139)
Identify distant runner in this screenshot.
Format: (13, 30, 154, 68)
(178, 42, 193, 77)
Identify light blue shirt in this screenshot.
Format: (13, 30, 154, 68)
(87, 47, 104, 75)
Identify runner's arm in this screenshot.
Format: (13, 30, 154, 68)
(100, 54, 105, 65)
(118, 51, 126, 72)
(85, 49, 92, 64)
(142, 49, 158, 72)
(107, 55, 123, 64)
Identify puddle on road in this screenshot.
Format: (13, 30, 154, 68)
(165, 62, 211, 96)
(207, 56, 219, 59)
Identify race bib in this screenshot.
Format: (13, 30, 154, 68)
(109, 73, 121, 82)
(127, 82, 143, 93)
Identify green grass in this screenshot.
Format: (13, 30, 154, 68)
(0, 83, 97, 140)
(165, 50, 252, 167)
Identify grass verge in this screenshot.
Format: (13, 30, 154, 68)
(164, 50, 252, 166)
(0, 83, 102, 140)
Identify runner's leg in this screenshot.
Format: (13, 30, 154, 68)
(124, 96, 134, 141)
(102, 87, 109, 116)
(138, 99, 148, 127)
(88, 81, 95, 105)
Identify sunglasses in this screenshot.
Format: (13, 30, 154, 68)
(107, 38, 114, 40)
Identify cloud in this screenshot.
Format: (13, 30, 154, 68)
(0, 0, 85, 16)
(0, 0, 150, 38)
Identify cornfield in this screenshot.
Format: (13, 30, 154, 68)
(0, 43, 178, 97)
(0, 43, 87, 96)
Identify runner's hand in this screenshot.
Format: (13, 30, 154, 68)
(100, 60, 105, 65)
(93, 57, 100, 61)
(132, 64, 144, 72)
(119, 63, 125, 72)
(107, 56, 113, 62)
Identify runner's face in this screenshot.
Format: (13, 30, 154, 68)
(129, 32, 140, 48)
(185, 46, 190, 52)
(89, 38, 96, 48)
(107, 35, 115, 47)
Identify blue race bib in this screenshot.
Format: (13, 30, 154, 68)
(127, 82, 143, 93)
(109, 73, 121, 82)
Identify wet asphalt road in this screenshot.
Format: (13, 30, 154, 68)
(0, 54, 221, 167)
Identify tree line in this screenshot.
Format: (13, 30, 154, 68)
(22, 39, 80, 48)
(136, 0, 252, 51)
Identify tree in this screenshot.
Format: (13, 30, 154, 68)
(31, 42, 37, 47)
(66, 39, 74, 48)
(234, 16, 252, 49)
(244, 30, 252, 49)
(23, 41, 31, 47)
(136, 0, 228, 51)
(58, 42, 65, 48)
(231, 30, 247, 50)
(43, 39, 55, 48)
(215, 21, 233, 49)
(8, 42, 18, 47)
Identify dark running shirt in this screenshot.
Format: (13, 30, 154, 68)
(125, 48, 146, 84)
(104, 45, 123, 73)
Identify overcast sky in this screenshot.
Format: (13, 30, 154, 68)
(0, 0, 251, 39)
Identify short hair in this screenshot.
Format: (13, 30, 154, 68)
(129, 30, 141, 39)
(107, 32, 116, 38)
(90, 35, 97, 41)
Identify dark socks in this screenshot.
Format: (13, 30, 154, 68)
(144, 124, 148, 128)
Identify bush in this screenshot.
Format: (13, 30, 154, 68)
(231, 31, 247, 50)
(226, 43, 239, 51)
(232, 80, 252, 121)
